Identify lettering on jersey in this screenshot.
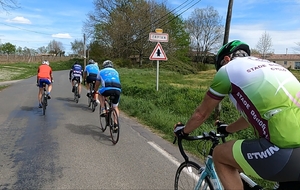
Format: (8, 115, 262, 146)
(232, 84, 269, 140)
(247, 145, 279, 159)
(246, 64, 266, 73)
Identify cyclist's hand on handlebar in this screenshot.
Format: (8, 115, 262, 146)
(215, 120, 230, 135)
(174, 122, 189, 138)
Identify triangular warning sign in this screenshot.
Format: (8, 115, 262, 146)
(149, 42, 168, 61)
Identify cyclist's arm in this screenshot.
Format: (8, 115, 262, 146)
(69, 69, 72, 79)
(183, 93, 221, 134)
(50, 69, 53, 82)
(94, 80, 100, 92)
(226, 117, 249, 133)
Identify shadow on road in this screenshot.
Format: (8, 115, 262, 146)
(55, 97, 73, 102)
(65, 123, 113, 146)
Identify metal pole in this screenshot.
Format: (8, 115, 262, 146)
(83, 33, 86, 68)
(156, 60, 159, 91)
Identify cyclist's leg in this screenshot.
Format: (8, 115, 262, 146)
(233, 138, 300, 182)
(37, 79, 44, 106)
(213, 140, 243, 189)
(86, 76, 92, 96)
(78, 76, 82, 94)
(110, 90, 121, 117)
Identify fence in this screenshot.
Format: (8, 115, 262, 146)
(0, 55, 71, 64)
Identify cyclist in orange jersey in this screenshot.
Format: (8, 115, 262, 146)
(37, 60, 53, 108)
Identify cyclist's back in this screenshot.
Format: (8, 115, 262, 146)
(212, 56, 300, 148)
(99, 67, 121, 94)
(85, 64, 99, 77)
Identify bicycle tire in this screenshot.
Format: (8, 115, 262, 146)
(175, 161, 213, 190)
(91, 100, 96, 112)
(99, 105, 108, 132)
(42, 92, 47, 115)
(74, 86, 79, 103)
(109, 108, 119, 144)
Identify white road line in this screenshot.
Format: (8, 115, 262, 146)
(147, 141, 180, 167)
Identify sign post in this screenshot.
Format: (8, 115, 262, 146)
(149, 28, 168, 91)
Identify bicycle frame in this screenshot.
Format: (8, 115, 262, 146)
(196, 155, 222, 190)
(174, 131, 264, 190)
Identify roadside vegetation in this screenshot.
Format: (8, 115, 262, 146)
(1, 59, 300, 188)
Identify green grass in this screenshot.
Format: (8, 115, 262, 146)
(0, 59, 81, 81)
(0, 85, 9, 91)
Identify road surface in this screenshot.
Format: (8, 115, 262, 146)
(0, 70, 200, 189)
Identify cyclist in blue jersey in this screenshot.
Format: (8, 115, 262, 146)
(83, 59, 100, 98)
(94, 60, 122, 117)
(69, 61, 83, 98)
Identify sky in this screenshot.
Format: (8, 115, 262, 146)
(0, 0, 300, 54)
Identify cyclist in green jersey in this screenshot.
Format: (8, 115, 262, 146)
(174, 40, 300, 189)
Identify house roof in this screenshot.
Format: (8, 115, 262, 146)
(252, 54, 300, 61)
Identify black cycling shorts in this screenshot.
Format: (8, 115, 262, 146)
(101, 89, 121, 105)
(233, 138, 300, 182)
(72, 76, 81, 83)
(86, 73, 97, 84)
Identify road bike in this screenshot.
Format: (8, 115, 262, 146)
(41, 82, 48, 115)
(99, 95, 120, 144)
(73, 79, 80, 103)
(173, 130, 300, 190)
(87, 81, 97, 112)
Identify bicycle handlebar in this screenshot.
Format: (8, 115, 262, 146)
(173, 131, 227, 162)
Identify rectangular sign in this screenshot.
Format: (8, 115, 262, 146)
(149, 32, 169, 42)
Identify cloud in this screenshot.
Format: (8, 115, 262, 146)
(51, 33, 72, 39)
(5, 16, 32, 24)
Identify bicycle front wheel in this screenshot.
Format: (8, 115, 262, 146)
(175, 161, 213, 190)
(109, 109, 119, 144)
(99, 106, 107, 132)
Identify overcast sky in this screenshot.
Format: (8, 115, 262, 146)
(0, 0, 299, 54)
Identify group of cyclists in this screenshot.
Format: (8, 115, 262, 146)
(36, 40, 300, 189)
(36, 59, 122, 117)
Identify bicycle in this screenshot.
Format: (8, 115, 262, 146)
(87, 81, 97, 112)
(99, 95, 120, 144)
(41, 82, 48, 115)
(73, 79, 80, 103)
(173, 130, 300, 190)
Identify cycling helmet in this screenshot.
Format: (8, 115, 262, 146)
(42, 60, 50, 65)
(215, 40, 250, 71)
(88, 59, 95, 65)
(102, 60, 113, 68)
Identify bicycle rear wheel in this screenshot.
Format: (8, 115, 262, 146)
(175, 161, 213, 190)
(42, 92, 47, 115)
(99, 105, 108, 132)
(74, 86, 79, 103)
(109, 108, 119, 144)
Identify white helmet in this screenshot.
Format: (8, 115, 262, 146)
(42, 60, 49, 65)
(103, 60, 113, 68)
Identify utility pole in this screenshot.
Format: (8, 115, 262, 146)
(215, 0, 234, 120)
(83, 33, 86, 67)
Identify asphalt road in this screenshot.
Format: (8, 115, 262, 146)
(0, 70, 200, 189)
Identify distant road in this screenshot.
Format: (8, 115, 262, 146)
(0, 70, 200, 189)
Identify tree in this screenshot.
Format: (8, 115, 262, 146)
(0, 0, 19, 12)
(37, 46, 48, 54)
(47, 40, 64, 56)
(71, 39, 84, 55)
(85, 0, 190, 65)
(0, 42, 16, 54)
(256, 31, 273, 58)
(186, 6, 223, 63)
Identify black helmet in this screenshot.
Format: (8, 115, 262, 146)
(215, 40, 250, 71)
(103, 60, 113, 68)
(88, 59, 95, 65)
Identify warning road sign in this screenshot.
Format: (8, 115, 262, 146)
(149, 42, 168, 61)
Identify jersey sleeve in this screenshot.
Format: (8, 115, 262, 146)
(207, 66, 231, 100)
